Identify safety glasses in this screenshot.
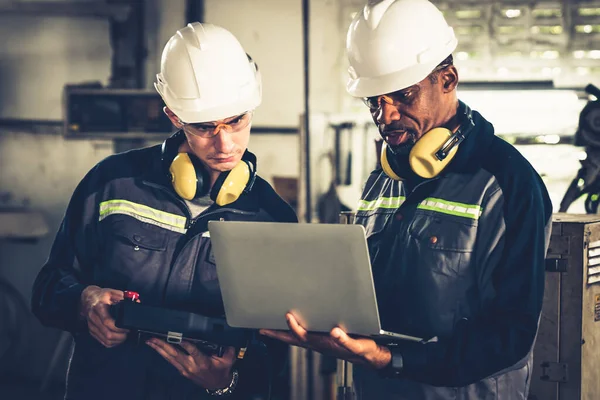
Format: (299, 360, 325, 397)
(362, 63, 451, 110)
(363, 92, 409, 110)
(182, 111, 253, 138)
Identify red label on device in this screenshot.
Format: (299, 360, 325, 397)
(123, 291, 140, 302)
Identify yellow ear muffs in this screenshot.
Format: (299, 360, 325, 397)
(409, 127, 459, 179)
(211, 161, 251, 206)
(380, 127, 465, 180)
(162, 130, 258, 204)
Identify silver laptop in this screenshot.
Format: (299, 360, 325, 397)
(208, 221, 423, 343)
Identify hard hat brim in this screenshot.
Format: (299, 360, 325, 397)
(347, 48, 457, 98)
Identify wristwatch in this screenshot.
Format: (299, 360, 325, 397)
(379, 347, 404, 378)
(206, 369, 239, 397)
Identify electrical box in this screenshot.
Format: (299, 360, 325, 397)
(529, 213, 600, 400)
(63, 86, 173, 139)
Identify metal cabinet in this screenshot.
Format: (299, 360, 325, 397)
(529, 213, 600, 400)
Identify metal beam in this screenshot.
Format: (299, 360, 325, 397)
(0, 2, 131, 20)
(459, 80, 585, 91)
(302, 0, 312, 224)
(186, 0, 204, 24)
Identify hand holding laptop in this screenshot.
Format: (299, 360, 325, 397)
(260, 312, 392, 370)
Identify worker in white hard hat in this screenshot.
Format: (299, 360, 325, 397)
(262, 1, 553, 399)
(32, 22, 296, 400)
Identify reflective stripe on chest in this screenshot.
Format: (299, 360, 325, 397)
(358, 196, 482, 221)
(417, 197, 482, 220)
(99, 199, 188, 234)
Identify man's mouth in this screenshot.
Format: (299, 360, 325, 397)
(212, 155, 236, 163)
(384, 130, 412, 146)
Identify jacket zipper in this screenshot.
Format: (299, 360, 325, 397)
(186, 208, 255, 230)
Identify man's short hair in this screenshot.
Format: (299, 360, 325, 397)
(428, 54, 454, 84)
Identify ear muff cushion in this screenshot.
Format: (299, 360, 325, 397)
(409, 127, 458, 179)
(380, 142, 403, 181)
(169, 152, 210, 200)
(211, 160, 251, 206)
(169, 153, 198, 200)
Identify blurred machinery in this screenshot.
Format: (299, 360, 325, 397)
(63, 84, 173, 140)
(0, 206, 49, 379)
(298, 113, 379, 225)
(559, 84, 600, 213)
(0, 278, 31, 378)
(58, 0, 177, 153)
(530, 214, 600, 400)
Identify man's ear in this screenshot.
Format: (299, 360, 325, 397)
(164, 106, 184, 129)
(440, 66, 459, 93)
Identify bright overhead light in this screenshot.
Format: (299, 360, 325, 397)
(543, 135, 561, 144)
(536, 135, 560, 144)
(589, 50, 600, 59)
(583, 25, 593, 33)
(574, 50, 586, 59)
(505, 9, 521, 18)
(550, 26, 563, 34)
(577, 67, 590, 75)
(542, 50, 559, 59)
(457, 51, 470, 60)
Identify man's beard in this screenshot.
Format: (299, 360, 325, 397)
(387, 138, 416, 156)
(380, 125, 418, 156)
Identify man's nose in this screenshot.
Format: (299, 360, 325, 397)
(213, 128, 235, 153)
(376, 101, 401, 126)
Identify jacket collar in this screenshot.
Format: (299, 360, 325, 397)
(445, 101, 496, 175)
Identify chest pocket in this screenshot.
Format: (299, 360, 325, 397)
(408, 211, 477, 277)
(100, 217, 170, 289)
(112, 227, 168, 251)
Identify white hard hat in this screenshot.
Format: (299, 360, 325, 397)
(346, 0, 458, 98)
(155, 22, 262, 123)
